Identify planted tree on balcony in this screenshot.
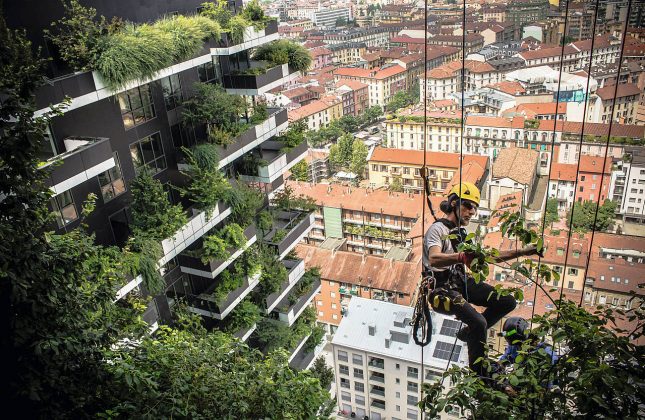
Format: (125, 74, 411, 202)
(201, 234, 229, 263)
(182, 83, 248, 146)
(271, 184, 317, 212)
(290, 160, 309, 182)
(130, 169, 187, 241)
(304, 324, 325, 352)
(253, 40, 312, 73)
(276, 119, 307, 151)
(199, 0, 233, 28)
(224, 298, 260, 333)
(225, 181, 264, 227)
(219, 223, 248, 249)
(249, 103, 269, 125)
(256, 210, 274, 233)
(180, 147, 230, 217)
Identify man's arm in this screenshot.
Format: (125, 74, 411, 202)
(493, 244, 538, 263)
(427, 245, 461, 268)
(428, 244, 538, 268)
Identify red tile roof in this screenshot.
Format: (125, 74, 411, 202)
(550, 162, 577, 182)
(369, 147, 489, 170)
(334, 65, 407, 80)
(536, 120, 645, 138)
(425, 59, 496, 78)
(595, 83, 641, 101)
(466, 115, 525, 129)
(487, 81, 527, 95)
(335, 78, 369, 91)
(519, 45, 578, 60)
(578, 155, 612, 174)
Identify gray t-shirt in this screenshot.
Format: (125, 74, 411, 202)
(423, 222, 454, 273)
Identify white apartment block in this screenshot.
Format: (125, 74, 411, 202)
(332, 297, 467, 420)
(617, 153, 645, 223)
(385, 118, 463, 153)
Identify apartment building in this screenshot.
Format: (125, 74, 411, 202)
(506, 0, 550, 29)
(569, 35, 621, 68)
(385, 113, 463, 152)
(328, 42, 368, 64)
(298, 245, 422, 331)
(314, 8, 351, 28)
(615, 150, 645, 223)
(24, 0, 319, 362)
(589, 83, 641, 124)
(323, 27, 392, 47)
(549, 162, 578, 213)
(288, 181, 423, 254)
(480, 4, 507, 22)
(516, 46, 580, 72)
(334, 65, 408, 107)
(288, 96, 343, 130)
(335, 79, 370, 117)
(332, 297, 467, 420)
(489, 147, 539, 210)
(368, 148, 488, 195)
(425, 34, 485, 55)
(420, 60, 501, 101)
(465, 115, 526, 158)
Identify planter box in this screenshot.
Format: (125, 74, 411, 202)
(223, 63, 300, 95)
(289, 336, 327, 371)
(159, 203, 232, 266)
(41, 137, 115, 195)
(233, 322, 258, 342)
(179, 224, 257, 279)
(288, 334, 311, 364)
(211, 20, 279, 55)
(276, 278, 321, 326)
(35, 71, 97, 110)
(263, 210, 315, 259)
(239, 140, 308, 184)
(265, 259, 305, 313)
(217, 108, 288, 168)
(187, 272, 261, 320)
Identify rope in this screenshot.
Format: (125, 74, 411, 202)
(529, 0, 573, 329)
(577, 0, 632, 307)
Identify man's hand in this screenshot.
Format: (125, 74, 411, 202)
(458, 251, 475, 266)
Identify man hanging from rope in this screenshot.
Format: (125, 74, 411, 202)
(423, 182, 539, 378)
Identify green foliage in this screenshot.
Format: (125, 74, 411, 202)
(103, 327, 330, 418)
(421, 301, 645, 419)
(306, 122, 343, 147)
(213, 262, 246, 303)
(46, 0, 113, 71)
(334, 114, 360, 133)
(252, 246, 288, 304)
(271, 184, 317, 212)
(249, 103, 269, 125)
(225, 298, 260, 332)
(350, 140, 369, 179)
(290, 160, 310, 181)
(180, 147, 230, 216)
(567, 200, 617, 232)
(329, 132, 354, 170)
(257, 210, 274, 232)
(228, 14, 250, 44)
(129, 170, 187, 241)
(545, 198, 560, 226)
(310, 356, 334, 390)
(272, 228, 288, 243)
(220, 223, 248, 248)
(199, 0, 232, 27)
(201, 233, 229, 263)
(127, 236, 164, 294)
(224, 181, 264, 227)
(253, 39, 312, 73)
(276, 120, 307, 150)
(95, 15, 221, 90)
(524, 119, 540, 129)
(190, 143, 220, 171)
(365, 105, 383, 124)
(386, 84, 418, 112)
(305, 324, 325, 352)
(182, 83, 248, 144)
(389, 176, 404, 192)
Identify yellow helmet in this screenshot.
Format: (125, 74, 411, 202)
(448, 182, 480, 206)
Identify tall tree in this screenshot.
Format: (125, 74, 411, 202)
(567, 200, 617, 232)
(545, 198, 560, 226)
(350, 140, 369, 179)
(290, 160, 309, 181)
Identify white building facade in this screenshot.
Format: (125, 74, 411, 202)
(332, 297, 467, 420)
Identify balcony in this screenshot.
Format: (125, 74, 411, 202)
(370, 387, 385, 397)
(223, 62, 300, 95)
(287, 333, 311, 364)
(179, 224, 258, 279)
(261, 209, 315, 259)
(276, 278, 321, 326)
(239, 140, 308, 184)
(371, 400, 386, 410)
(368, 359, 385, 369)
(186, 271, 261, 320)
(264, 259, 306, 313)
(369, 373, 385, 383)
(41, 137, 115, 195)
(159, 202, 232, 266)
(35, 72, 97, 110)
(217, 108, 288, 168)
(142, 299, 160, 333)
(211, 20, 279, 55)
(233, 322, 257, 343)
(289, 335, 327, 370)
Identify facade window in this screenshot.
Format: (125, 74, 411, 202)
(355, 381, 365, 392)
(372, 164, 379, 171)
(407, 395, 419, 406)
(440, 319, 461, 337)
(198, 56, 222, 83)
(353, 354, 363, 364)
(339, 364, 349, 375)
(98, 152, 126, 202)
(161, 74, 183, 110)
(130, 133, 167, 175)
(51, 190, 78, 228)
(407, 381, 418, 393)
(118, 85, 155, 129)
(170, 123, 196, 149)
(433, 341, 462, 361)
(568, 268, 579, 276)
(338, 350, 349, 362)
(407, 408, 418, 419)
(340, 378, 350, 389)
(354, 368, 364, 378)
(341, 390, 351, 401)
(355, 394, 365, 406)
(407, 366, 418, 378)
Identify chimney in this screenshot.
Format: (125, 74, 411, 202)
(362, 253, 367, 263)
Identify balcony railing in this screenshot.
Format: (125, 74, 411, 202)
(289, 336, 327, 371)
(369, 374, 385, 383)
(368, 359, 385, 369)
(371, 401, 386, 410)
(264, 259, 306, 313)
(239, 140, 308, 184)
(179, 224, 258, 279)
(233, 322, 257, 343)
(223, 62, 300, 94)
(276, 278, 322, 326)
(41, 137, 115, 195)
(35, 72, 97, 110)
(210, 20, 279, 54)
(217, 108, 288, 168)
(186, 271, 261, 320)
(262, 209, 315, 259)
(370, 387, 385, 397)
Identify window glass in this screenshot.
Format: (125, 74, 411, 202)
(161, 74, 183, 110)
(198, 56, 222, 83)
(98, 152, 126, 202)
(51, 190, 78, 228)
(117, 85, 155, 129)
(130, 133, 167, 175)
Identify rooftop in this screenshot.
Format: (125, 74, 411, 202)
(492, 147, 539, 185)
(369, 147, 489, 170)
(595, 83, 642, 101)
(331, 296, 467, 367)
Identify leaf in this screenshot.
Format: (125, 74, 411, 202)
(536, 237, 543, 252)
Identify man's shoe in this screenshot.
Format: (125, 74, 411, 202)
(456, 326, 470, 341)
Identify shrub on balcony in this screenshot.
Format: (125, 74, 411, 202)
(253, 40, 312, 73)
(224, 181, 264, 227)
(190, 143, 220, 171)
(219, 223, 248, 248)
(182, 83, 248, 146)
(201, 234, 229, 263)
(212, 262, 246, 303)
(224, 298, 260, 333)
(270, 184, 317, 212)
(276, 120, 307, 151)
(180, 147, 231, 217)
(304, 324, 325, 352)
(249, 103, 269, 125)
(286, 267, 319, 305)
(129, 169, 187, 241)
